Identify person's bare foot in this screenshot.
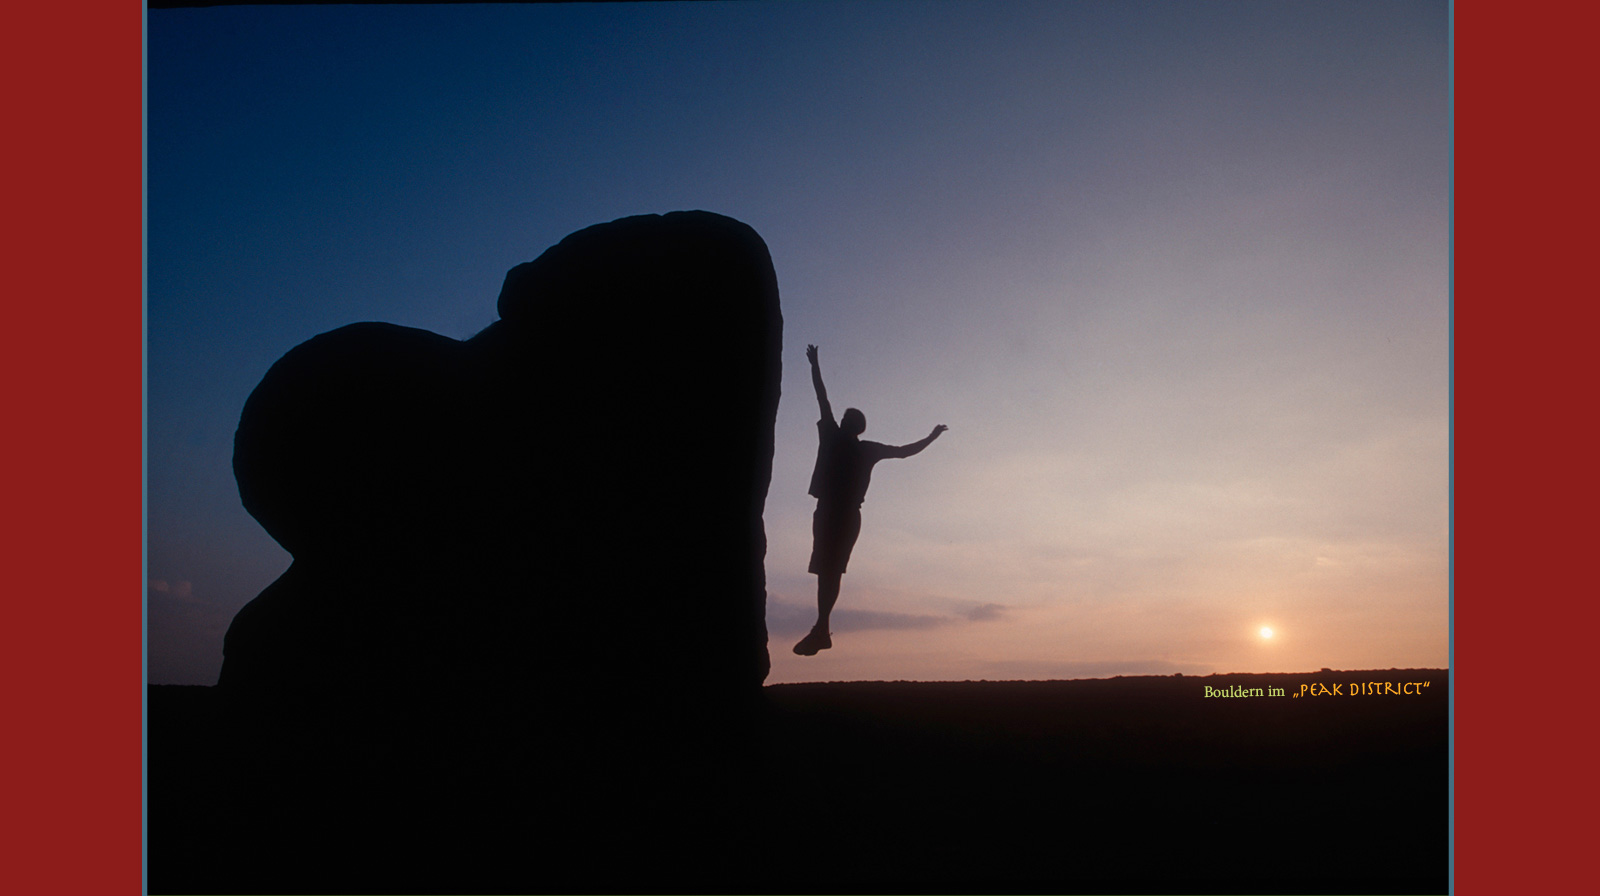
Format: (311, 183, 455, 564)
(793, 627, 833, 656)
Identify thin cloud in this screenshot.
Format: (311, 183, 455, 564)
(765, 598, 818, 637)
(963, 603, 1006, 622)
(832, 608, 949, 633)
(767, 595, 1004, 636)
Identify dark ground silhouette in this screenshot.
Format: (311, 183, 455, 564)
(148, 670, 1448, 894)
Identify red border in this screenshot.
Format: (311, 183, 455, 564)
(1456, 1, 1596, 893)
(9, 1, 142, 893)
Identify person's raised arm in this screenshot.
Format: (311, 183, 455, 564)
(807, 344, 834, 423)
(883, 424, 948, 459)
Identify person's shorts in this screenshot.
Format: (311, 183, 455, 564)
(808, 503, 863, 575)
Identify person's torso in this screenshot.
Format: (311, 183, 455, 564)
(809, 424, 878, 507)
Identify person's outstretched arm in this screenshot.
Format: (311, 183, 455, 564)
(807, 344, 835, 423)
(882, 424, 948, 459)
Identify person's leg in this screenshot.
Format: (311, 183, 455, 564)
(814, 507, 858, 637)
(794, 571, 839, 655)
(815, 571, 842, 633)
(798, 504, 855, 655)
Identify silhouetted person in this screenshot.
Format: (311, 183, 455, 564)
(796, 344, 946, 656)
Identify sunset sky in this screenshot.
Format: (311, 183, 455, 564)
(146, 0, 1450, 686)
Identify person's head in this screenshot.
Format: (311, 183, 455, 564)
(841, 408, 866, 436)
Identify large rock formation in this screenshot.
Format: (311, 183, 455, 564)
(221, 211, 782, 705)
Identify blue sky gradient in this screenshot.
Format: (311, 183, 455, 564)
(147, 1, 1450, 684)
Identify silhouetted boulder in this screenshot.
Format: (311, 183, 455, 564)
(221, 211, 782, 706)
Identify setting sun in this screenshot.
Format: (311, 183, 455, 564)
(1260, 627, 1274, 639)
